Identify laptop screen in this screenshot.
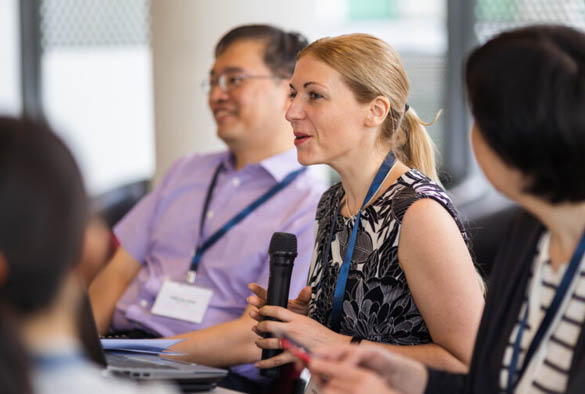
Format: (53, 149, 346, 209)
(77, 288, 108, 367)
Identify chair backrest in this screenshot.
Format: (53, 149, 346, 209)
(92, 179, 150, 228)
(464, 204, 520, 278)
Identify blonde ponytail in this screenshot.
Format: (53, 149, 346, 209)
(393, 107, 441, 184)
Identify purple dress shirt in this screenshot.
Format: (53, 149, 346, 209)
(112, 148, 326, 380)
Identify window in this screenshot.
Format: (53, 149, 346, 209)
(0, 0, 21, 115)
(39, 0, 154, 195)
(475, 0, 585, 43)
(311, 0, 448, 183)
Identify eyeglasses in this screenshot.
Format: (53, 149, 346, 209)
(201, 72, 281, 93)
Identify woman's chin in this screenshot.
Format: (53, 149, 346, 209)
(296, 152, 314, 167)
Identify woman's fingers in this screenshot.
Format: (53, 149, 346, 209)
(254, 349, 296, 369)
(310, 358, 395, 394)
(292, 286, 311, 305)
(310, 357, 342, 377)
(248, 283, 267, 300)
(246, 295, 264, 308)
(248, 308, 262, 322)
(254, 336, 282, 350)
(258, 305, 293, 321)
(253, 318, 288, 337)
(312, 344, 355, 361)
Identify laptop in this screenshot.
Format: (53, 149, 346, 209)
(78, 291, 228, 389)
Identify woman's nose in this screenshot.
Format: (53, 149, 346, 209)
(285, 98, 303, 122)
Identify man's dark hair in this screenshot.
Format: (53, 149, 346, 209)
(466, 25, 585, 203)
(214, 24, 308, 78)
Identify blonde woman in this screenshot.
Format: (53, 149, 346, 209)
(248, 33, 484, 372)
(306, 25, 585, 394)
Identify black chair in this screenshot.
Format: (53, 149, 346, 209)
(92, 179, 150, 228)
(464, 204, 520, 278)
(450, 177, 520, 279)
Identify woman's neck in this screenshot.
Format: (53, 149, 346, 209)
(335, 148, 404, 217)
(523, 198, 585, 270)
(19, 273, 82, 352)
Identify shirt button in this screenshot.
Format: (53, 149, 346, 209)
(207, 210, 214, 219)
(232, 177, 240, 187)
(139, 299, 148, 308)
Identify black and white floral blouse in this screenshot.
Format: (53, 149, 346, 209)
(307, 169, 471, 345)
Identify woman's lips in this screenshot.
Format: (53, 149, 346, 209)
(294, 132, 311, 146)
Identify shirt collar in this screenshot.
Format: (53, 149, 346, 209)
(221, 148, 303, 183)
(259, 148, 304, 182)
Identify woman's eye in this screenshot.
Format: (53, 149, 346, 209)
(309, 92, 323, 100)
(288, 91, 297, 99)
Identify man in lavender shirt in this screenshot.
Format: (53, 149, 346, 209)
(89, 25, 326, 391)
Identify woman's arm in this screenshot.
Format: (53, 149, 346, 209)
(252, 198, 484, 371)
(395, 197, 485, 371)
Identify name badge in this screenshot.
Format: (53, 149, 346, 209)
(151, 279, 212, 324)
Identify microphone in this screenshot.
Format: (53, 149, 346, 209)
(260, 232, 298, 378)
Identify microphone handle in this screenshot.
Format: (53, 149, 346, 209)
(260, 253, 294, 377)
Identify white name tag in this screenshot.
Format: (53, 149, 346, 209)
(151, 279, 212, 324)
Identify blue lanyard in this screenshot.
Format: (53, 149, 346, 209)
(507, 228, 585, 393)
(32, 351, 86, 370)
(187, 163, 306, 283)
(327, 152, 395, 331)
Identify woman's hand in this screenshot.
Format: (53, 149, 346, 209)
(308, 344, 428, 394)
(247, 283, 312, 318)
(250, 305, 350, 369)
(309, 358, 398, 394)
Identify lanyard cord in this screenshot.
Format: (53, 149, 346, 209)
(328, 152, 395, 332)
(507, 229, 585, 393)
(187, 164, 306, 283)
(32, 351, 86, 370)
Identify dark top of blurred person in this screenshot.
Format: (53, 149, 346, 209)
(0, 117, 177, 394)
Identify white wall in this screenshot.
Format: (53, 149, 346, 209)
(150, 0, 317, 182)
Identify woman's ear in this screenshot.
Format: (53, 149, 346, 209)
(365, 96, 390, 127)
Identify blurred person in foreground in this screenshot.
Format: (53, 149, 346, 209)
(89, 24, 326, 392)
(0, 117, 177, 394)
(306, 25, 585, 394)
(248, 33, 485, 374)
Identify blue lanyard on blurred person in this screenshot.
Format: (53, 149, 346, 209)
(187, 163, 306, 284)
(507, 229, 585, 393)
(326, 151, 395, 332)
(32, 351, 86, 369)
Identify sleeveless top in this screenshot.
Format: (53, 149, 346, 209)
(307, 169, 472, 344)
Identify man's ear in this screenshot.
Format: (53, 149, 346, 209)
(365, 96, 390, 127)
(0, 252, 8, 288)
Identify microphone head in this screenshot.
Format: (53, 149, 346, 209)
(268, 232, 297, 254)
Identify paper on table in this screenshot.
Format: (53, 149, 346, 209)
(101, 338, 185, 355)
(106, 348, 184, 356)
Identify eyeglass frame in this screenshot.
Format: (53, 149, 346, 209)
(201, 72, 284, 93)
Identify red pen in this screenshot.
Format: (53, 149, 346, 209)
(280, 337, 313, 365)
